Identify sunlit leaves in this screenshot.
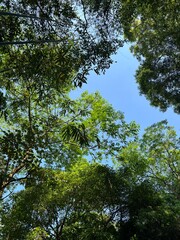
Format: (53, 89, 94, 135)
(119, 121, 180, 197)
(2, 153, 180, 239)
(0, 87, 139, 198)
(0, 162, 126, 239)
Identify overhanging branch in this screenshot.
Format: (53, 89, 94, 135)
(0, 11, 51, 21)
(0, 39, 64, 46)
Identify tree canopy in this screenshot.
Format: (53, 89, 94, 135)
(0, 0, 123, 87)
(0, 1, 179, 239)
(120, 0, 180, 113)
(1, 122, 180, 239)
(0, 87, 139, 199)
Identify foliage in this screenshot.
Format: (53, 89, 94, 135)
(120, 0, 180, 113)
(121, 182, 180, 240)
(119, 121, 180, 197)
(117, 121, 180, 239)
(0, 0, 123, 87)
(0, 89, 138, 199)
(1, 146, 180, 239)
(0, 1, 130, 199)
(0, 2, 179, 239)
(1, 162, 123, 239)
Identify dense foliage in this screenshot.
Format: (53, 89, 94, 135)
(1, 116, 179, 239)
(0, 0, 124, 198)
(0, 0, 122, 87)
(0, 89, 139, 199)
(0, 128, 179, 239)
(120, 0, 180, 113)
(0, 1, 179, 239)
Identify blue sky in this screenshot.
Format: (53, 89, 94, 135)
(71, 44, 179, 134)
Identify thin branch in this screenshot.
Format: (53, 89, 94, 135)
(58, 217, 66, 238)
(0, 68, 12, 74)
(0, 39, 64, 46)
(80, 0, 88, 31)
(0, 11, 52, 21)
(1, 188, 14, 201)
(7, 175, 29, 184)
(1, 149, 31, 191)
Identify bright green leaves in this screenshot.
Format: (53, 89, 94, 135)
(0, 88, 139, 197)
(0, 2, 179, 239)
(0, 162, 128, 239)
(1, 119, 180, 239)
(118, 121, 180, 197)
(140, 121, 180, 197)
(0, 1, 125, 199)
(72, 92, 139, 161)
(2, 150, 180, 239)
(26, 227, 49, 240)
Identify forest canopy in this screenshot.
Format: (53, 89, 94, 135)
(120, 0, 180, 113)
(1, 0, 179, 112)
(0, 1, 179, 239)
(1, 121, 180, 239)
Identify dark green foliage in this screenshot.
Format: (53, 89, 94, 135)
(120, 182, 180, 240)
(0, 1, 179, 239)
(120, 0, 180, 113)
(1, 160, 180, 239)
(0, 0, 123, 87)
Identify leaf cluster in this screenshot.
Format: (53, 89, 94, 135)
(119, 0, 180, 113)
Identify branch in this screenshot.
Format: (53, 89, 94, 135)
(58, 217, 66, 238)
(0, 11, 52, 21)
(80, 0, 88, 31)
(1, 150, 31, 191)
(0, 39, 64, 46)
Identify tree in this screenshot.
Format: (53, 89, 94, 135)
(120, 181, 180, 240)
(1, 162, 126, 239)
(117, 121, 180, 239)
(0, 0, 123, 88)
(2, 144, 180, 239)
(0, 89, 138, 199)
(0, 2, 127, 197)
(0, 0, 140, 204)
(120, 0, 180, 113)
(119, 121, 180, 197)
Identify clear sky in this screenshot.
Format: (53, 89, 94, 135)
(71, 44, 179, 134)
